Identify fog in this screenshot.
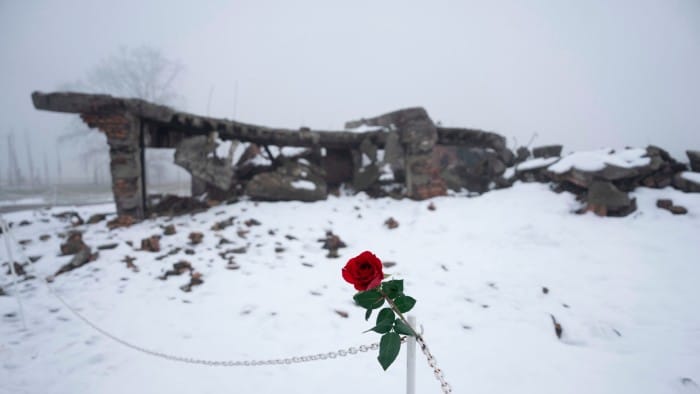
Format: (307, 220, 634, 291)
(1, 0, 699, 184)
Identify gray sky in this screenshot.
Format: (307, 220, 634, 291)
(1, 0, 699, 182)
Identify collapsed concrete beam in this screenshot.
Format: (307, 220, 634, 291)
(33, 91, 506, 151)
(32, 91, 386, 149)
(173, 135, 234, 192)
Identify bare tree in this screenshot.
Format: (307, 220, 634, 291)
(6, 132, 23, 185)
(83, 46, 183, 105)
(24, 133, 36, 186)
(59, 46, 184, 185)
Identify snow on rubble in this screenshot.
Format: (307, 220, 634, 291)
(548, 148, 651, 173)
(1, 183, 699, 394)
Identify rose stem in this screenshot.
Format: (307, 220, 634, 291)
(380, 290, 422, 340)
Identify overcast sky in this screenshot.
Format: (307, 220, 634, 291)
(1, 0, 699, 182)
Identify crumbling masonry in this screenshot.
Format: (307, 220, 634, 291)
(33, 91, 515, 221)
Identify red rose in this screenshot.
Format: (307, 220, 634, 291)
(342, 251, 384, 291)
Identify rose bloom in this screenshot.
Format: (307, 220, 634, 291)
(342, 251, 384, 291)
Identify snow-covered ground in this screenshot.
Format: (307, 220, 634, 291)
(1, 183, 699, 394)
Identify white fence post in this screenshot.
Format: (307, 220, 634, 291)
(407, 315, 416, 394)
(1, 216, 27, 330)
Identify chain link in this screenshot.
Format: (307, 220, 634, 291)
(49, 289, 382, 367)
(415, 334, 453, 393)
(5, 218, 451, 392)
(2, 221, 383, 368)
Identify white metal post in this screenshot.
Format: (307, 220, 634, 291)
(1, 217, 27, 330)
(407, 315, 416, 394)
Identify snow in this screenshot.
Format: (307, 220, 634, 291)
(681, 171, 700, 184)
(379, 164, 394, 182)
(0, 197, 45, 207)
(280, 147, 308, 157)
(361, 153, 372, 167)
(516, 157, 560, 172)
(549, 148, 651, 174)
(1, 184, 700, 394)
(248, 154, 272, 166)
(214, 139, 234, 159)
(290, 180, 316, 190)
(345, 124, 385, 133)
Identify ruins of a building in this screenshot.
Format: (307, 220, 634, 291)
(32, 91, 513, 221)
(31, 92, 700, 220)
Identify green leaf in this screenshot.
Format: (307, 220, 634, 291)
(394, 318, 414, 336)
(393, 295, 416, 313)
(365, 308, 372, 321)
(377, 332, 402, 370)
(367, 321, 393, 334)
(366, 308, 395, 333)
(353, 290, 385, 310)
(364, 309, 395, 334)
(376, 308, 395, 326)
(381, 280, 404, 299)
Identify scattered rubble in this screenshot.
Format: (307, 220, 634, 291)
(156, 247, 182, 261)
(60, 231, 87, 255)
(319, 231, 347, 258)
(657, 199, 688, 215)
(53, 247, 97, 277)
(211, 217, 235, 231)
(188, 232, 204, 245)
(515, 146, 531, 164)
(180, 271, 204, 292)
(159, 260, 193, 280)
(244, 218, 261, 227)
(687, 150, 700, 172)
(97, 243, 119, 250)
(585, 181, 637, 217)
(550, 314, 563, 339)
(673, 172, 700, 193)
(163, 224, 177, 235)
(150, 195, 209, 216)
(384, 217, 399, 229)
(4, 262, 26, 276)
(53, 211, 84, 226)
(140, 236, 161, 252)
(87, 213, 107, 224)
(121, 256, 139, 272)
(532, 145, 563, 158)
(246, 159, 327, 202)
(668, 205, 688, 215)
(107, 215, 135, 230)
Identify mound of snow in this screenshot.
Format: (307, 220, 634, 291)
(681, 171, 700, 183)
(516, 157, 560, 172)
(549, 148, 650, 174)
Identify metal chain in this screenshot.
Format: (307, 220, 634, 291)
(416, 334, 453, 393)
(2, 220, 383, 367)
(4, 218, 449, 394)
(55, 289, 382, 367)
